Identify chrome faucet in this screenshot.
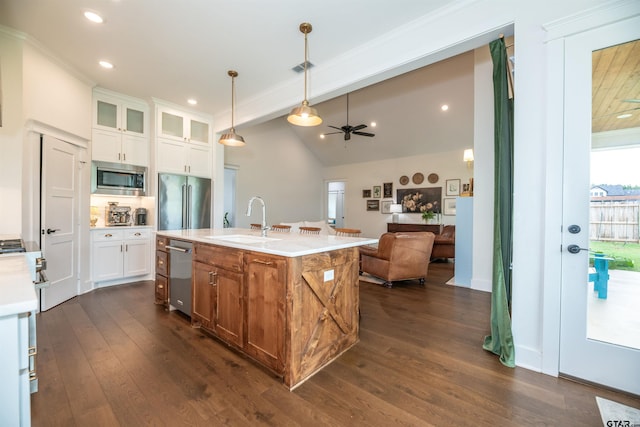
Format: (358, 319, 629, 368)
(246, 196, 268, 237)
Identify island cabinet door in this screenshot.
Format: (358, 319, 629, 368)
(192, 261, 215, 330)
(214, 268, 244, 348)
(244, 252, 286, 373)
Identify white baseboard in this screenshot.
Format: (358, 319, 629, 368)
(515, 344, 544, 373)
(471, 278, 492, 292)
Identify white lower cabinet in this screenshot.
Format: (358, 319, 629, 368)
(91, 227, 151, 284)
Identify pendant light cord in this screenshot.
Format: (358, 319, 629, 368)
(303, 31, 309, 104)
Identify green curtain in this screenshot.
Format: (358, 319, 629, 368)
(482, 37, 515, 367)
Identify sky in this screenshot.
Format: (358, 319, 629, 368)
(590, 146, 640, 186)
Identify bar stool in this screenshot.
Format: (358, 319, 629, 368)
(299, 226, 321, 235)
(270, 224, 292, 232)
(335, 228, 361, 237)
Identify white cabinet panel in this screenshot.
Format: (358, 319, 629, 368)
(91, 228, 151, 284)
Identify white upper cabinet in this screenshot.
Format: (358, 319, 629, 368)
(154, 100, 214, 178)
(92, 88, 150, 166)
(157, 105, 211, 144)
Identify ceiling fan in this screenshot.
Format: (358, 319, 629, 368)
(323, 93, 375, 141)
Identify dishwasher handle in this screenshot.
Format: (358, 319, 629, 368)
(166, 245, 192, 253)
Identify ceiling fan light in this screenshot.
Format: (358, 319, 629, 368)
(219, 129, 246, 147)
(287, 103, 322, 126)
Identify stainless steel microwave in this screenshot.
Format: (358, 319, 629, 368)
(91, 161, 147, 196)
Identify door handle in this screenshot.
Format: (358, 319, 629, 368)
(46, 228, 60, 234)
(567, 244, 589, 254)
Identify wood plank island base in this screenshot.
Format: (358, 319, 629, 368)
(155, 228, 378, 389)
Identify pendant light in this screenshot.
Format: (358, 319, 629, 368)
(219, 70, 246, 146)
(287, 22, 322, 127)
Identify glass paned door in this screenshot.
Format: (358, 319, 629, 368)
(126, 107, 144, 134)
(97, 100, 118, 129)
(559, 17, 640, 396)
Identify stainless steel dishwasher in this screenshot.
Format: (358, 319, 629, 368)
(166, 240, 192, 316)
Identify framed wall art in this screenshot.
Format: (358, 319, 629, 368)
(397, 187, 442, 214)
(383, 182, 393, 198)
(362, 189, 371, 198)
(443, 198, 457, 215)
(446, 179, 461, 196)
(373, 185, 381, 198)
(366, 199, 380, 211)
(380, 200, 393, 214)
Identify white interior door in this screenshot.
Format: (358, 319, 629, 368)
(559, 17, 640, 395)
(40, 135, 80, 311)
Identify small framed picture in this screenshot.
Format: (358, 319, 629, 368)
(373, 185, 381, 198)
(443, 198, 457, 215)
(367, 199, 380, 211)
(446, 179, 461, 196)
(380, 200, 393, 214)
(363, 189, 371, 198)
(383, 182, 393, 198)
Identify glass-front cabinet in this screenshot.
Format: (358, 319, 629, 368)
(94, 90, 148, 137)
(92, 88, 150, 166)
(157, 105, 211, 144)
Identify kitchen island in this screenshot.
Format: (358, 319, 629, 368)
(155, 228, 377, 389)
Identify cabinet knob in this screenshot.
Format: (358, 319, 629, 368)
(208, 271, 217, 286)
(105, 233, 113, 238)
(253, 259, 273, 266)
(158, 284, 164, 289)
(158, 260, 164, 265)
(134, 232, 141, 236)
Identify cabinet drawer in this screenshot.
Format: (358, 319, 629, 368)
(155, 274, 168, 305)
(156, 236, 169, 251)
(156, 250, 168, 276)
(194, 244, 243, 272)
(125, 228, 150, 240)
(92, 229, 124, 242)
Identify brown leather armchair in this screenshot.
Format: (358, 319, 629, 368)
(359, 232, 435, 288)
(431, 225, 455, 260)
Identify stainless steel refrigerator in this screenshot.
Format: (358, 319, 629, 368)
(158, 173, 211, 230)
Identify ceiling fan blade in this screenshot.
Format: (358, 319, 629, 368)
(328, 125, 343, 131)
(351, 124, 367, 131)
(353, 131, 375, 137)
(323, 131, 344, 135)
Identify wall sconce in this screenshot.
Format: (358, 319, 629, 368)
(463, 149, 474, 168)
(390, 203, 403, 223)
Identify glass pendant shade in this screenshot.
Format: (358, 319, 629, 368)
(219, 70, 246, 146)
(287, 22, 322, 127)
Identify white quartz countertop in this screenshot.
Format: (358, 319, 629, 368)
(157, 228, 378, 257)
(0, 254, 37, 316)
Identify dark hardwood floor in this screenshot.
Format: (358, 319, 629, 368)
(31, 262, 639, 426)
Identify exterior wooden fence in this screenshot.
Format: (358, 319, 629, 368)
(590, 201, 639, 242)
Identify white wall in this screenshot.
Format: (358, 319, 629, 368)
(323, 149, 474, 238)
(0, 31, 24, 234)
(223, 119, 325, 227)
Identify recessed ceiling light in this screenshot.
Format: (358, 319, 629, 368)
(370, 122, 377, 128)
(320, 134, 325, 139)
(99, 60, 114, 69)
(441, 104, 449, 111)
(187, 99, 197, 105)
(84, 11, 104, 23)
(617, 113, 632, 119)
